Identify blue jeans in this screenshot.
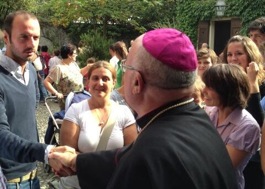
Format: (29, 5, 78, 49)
(37, 72, 48, 101)
(6, 177, 40, 189)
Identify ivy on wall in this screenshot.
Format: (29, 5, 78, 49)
(174, 0, 216, 45)
(225, 0, 265, 34)
(174, 0, 265, 46)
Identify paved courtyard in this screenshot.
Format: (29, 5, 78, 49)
(36, 100, 60, 189)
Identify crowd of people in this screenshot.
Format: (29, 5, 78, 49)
(1, 9, 265, 189)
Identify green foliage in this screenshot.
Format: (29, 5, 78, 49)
(141, 0, 216, 45)
(0, 0, 41, 48)
(173, 0, 265, 45)
(134, 0, 177, 30)
(225, 0, 265, 34)
(77, 30, 114, 67)
(0, 0, 38, 25)
(174, 0, 215, 44)
(3, 0, 265, 51)
(38, 0, 172, 42)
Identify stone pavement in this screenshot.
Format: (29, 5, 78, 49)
(36, 100, 60, 189)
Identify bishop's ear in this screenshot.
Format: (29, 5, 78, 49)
(132, 72, 144, 94)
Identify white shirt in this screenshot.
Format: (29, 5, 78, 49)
(65, 99, 135, 152)
(60, 99, 135, 188)
(109, 55, 119, 70)
(48, 56, 61, 72)
(0, 53, 29, 85)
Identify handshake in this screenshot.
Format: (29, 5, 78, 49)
(48, 146, 78, 177)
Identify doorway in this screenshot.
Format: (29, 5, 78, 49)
(214, 20, 231, 56)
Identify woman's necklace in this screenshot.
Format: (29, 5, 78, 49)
(139, 98, 194, 135)
(95, 108, 109, 127)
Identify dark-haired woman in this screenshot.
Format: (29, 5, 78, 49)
(203, 64, 260, 189)
(44, 43, 90, 109)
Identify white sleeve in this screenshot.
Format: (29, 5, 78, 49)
(119, 105, 136, 128)
(64, 102, 82, 125)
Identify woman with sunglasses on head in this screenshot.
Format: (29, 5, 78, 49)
(222, 35, 265, 189)
(223, 35, 265, 125)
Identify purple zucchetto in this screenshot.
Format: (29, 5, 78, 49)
(142, 28, 197, 71)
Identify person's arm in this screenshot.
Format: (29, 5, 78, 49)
(76, 149, 118, 188)
(261, 121, 265, 174)
(123, 124, 138, 145)
(0, 101, 47, 163)
(246, 93, 264, 127)
(0, 130, 47, 163)
(80, 64, 92, 76)
(121, 105, 138, 145)
(246, 62, 264, 127)
(247, 62, 260, 94)
(226, 117, 260, 168)
(226, 145, 249, 168)
(60, 102, 82, 150)
(260, 96, 265, 111)
(60, 120, 80, 150)
(49, 145, 121, 189)
(43, 76, 63, 98)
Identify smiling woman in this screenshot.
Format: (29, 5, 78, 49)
(223, 35, 265, 87)
(203, 63, 260, 189)
(57, 61, 138, 189)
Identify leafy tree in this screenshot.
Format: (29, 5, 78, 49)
(45, 0, 161, 33)
(40, 0, 164, 59)
(77, 29, 114, 66)
(0, 0, 38, 26)
(0, 0, 39, 48)
(3, 0, 265, 56)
